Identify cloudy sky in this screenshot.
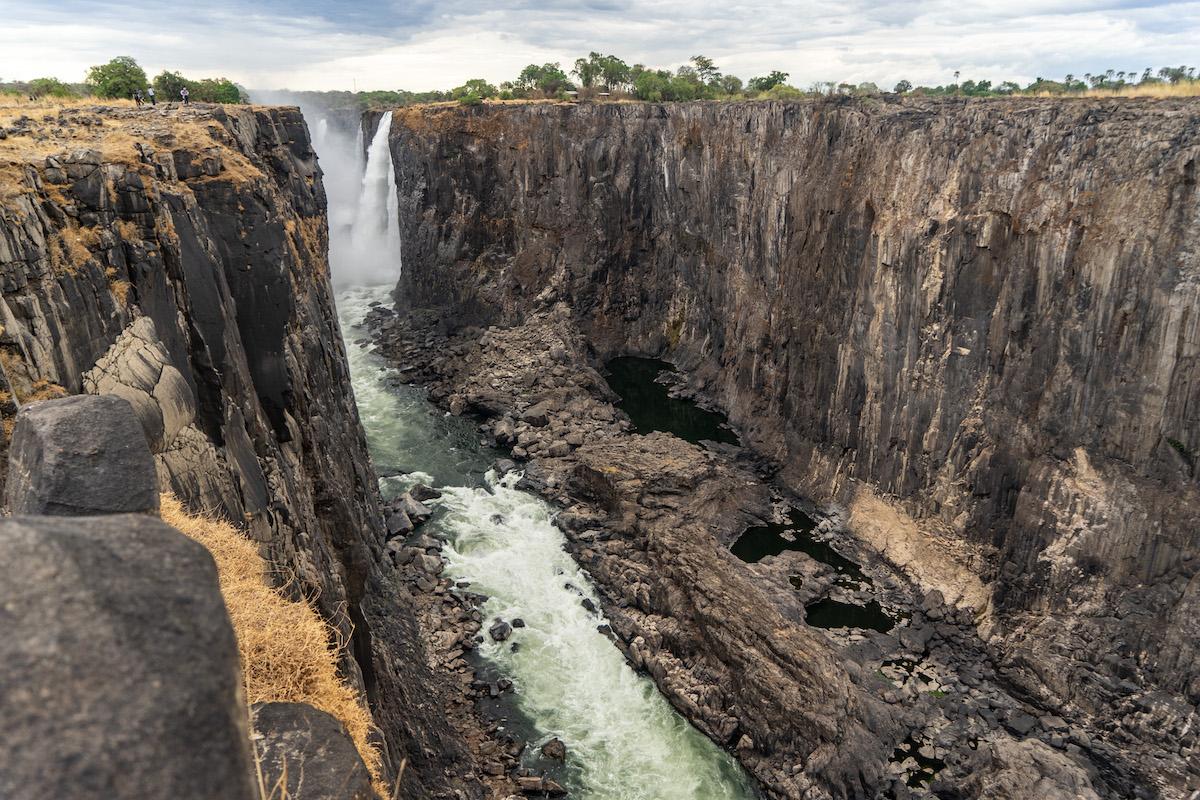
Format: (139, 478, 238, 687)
(2, 0, 1198, 92)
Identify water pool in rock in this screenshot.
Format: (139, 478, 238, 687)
(604, 357, 738, 446)
(804, 598, 897, 633)
(731, 508, 868, 586)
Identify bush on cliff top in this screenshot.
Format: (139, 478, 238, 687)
(159, 494, 383, 791)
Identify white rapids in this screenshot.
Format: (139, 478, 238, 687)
(321, 103, 757, 797)
(337, 288, 757, 799)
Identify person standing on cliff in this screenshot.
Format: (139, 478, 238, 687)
(180, 87, 190, 105)
(147, 86, 156, 106)
(132, 89, 142, 106)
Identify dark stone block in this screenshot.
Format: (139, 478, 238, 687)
(252, 702, 374, 800)
(5, 394, 158, 516)
(0, 514, 255, 800)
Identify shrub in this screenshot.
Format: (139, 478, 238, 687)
(85, 56, 147, 99)
(159, 494, 382, 787)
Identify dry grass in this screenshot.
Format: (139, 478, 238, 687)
(159, 494, 386, 794)
(1077, 80, 1200, 98)
(0, 96, 263, 184)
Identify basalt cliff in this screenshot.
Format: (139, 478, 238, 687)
(379, 98, 1200, 798)
(0, 102, 484, 798)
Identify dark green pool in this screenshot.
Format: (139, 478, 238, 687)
(604, 357, 739, 446)
(804, 598, 896, 633)
(731, 508, 868, 585)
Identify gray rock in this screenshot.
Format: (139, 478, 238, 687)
(386, 509, 413, 537)
(411, 483, 443, 501)
(540, 737, 566, 760)
(520, 400, 554, 427)
(401, 492, 432, 523)
(0, 514, 256, 800)
(489, 620, 513, 641)
(251, 702, 373, 800)
(5, 395, 159, 516)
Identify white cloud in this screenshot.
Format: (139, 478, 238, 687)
(1, 0, 1197, 91)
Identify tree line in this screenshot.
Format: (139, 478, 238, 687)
(4, 54, 1196, 108)
(437, 55, 1199, 105)
(0, 57, 245, 104)
(447, 54, 795, 104)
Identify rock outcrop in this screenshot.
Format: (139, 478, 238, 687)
(0, 103, 478, 796)
(384, 98, 1200, 797)
(252, 702, 375, 800)
(5, 393, 159, 515)
(0, 513, 256, 800)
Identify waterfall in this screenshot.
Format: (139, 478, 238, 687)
(333, 111, 402, 287)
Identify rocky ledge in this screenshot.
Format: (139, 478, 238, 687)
(0, 101, 493, 796)
(380, 97, 1200, 799)
(362, 295, 1180, 799)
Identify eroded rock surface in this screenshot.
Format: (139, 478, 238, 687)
(0, 514, 255, 800)
(0, 103, 482, 796)
(380, 98, 1200, 798)
(251, 702, 374, 800)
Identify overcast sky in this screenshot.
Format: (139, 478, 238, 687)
(2, 0, 1198, 92)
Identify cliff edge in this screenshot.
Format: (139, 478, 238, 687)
(0, 100, 479, 797)
(385, 97, 1200, 797)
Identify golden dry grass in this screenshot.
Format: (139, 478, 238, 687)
(0, 96, 264, 184)
(1076, 80, 1200, 98)
(159, 494, 385, 794)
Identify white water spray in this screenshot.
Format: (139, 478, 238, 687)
(336, 111, 402, 286)
(336, 287, 758, 800)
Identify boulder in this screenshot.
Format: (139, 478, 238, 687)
(540, 737, 566, 761)
(489, 620, 513, 641)
(5, 395, 159, 516)
(386, 509, 413, 537)
(0, 514, 256, 800)
(516, 776, 567, 796)
(520, 400, 555, 427)
(410, 483, 443, 501)
(251, 702, 374, 800)
(400, 492, 432, 523)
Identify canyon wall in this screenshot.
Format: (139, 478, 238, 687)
(387, 99, 1200, 718)
(0, 104, 475, 796)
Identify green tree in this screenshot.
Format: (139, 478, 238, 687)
(632, 69, 672, 101)
(717, 74, 744, 95)
(28, 77, 74, 98)
(515, 63, 573, 96)
(893, 79, 912, 93)
(194, 78, 244, 103)
(766, 83, 806, 100)
(86, 56, 147, 99)
(452, 78, 497, 101)
(573, 53, 602, 88)
(152, 70, 192, 99)
(747, 70, 789, 92)
(573, 52, 630, 92)
(690, 55, 721, 84)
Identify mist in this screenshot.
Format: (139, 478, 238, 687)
(255, 91, 401, 288)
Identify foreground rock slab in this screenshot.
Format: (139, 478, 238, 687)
(5, 394, 159, 516)
(252, 702, 375, 800)
(0, 514, 256, 800)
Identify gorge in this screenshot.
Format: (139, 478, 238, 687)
(0, 93, 1195, 800)
(365, 97, 1199, 799)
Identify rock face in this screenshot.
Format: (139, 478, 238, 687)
(387, 99, 1199, 711)
(252, 702, 375, 800)
(5, 394, 159, 515)
(0, 104, 477, 795)
(0, 514, 256, 800)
